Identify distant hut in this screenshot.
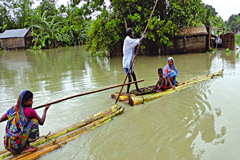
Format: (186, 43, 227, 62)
(166, 25, 208, 54)
(0, 28, 32, 50)
(221, 32, 236, 50)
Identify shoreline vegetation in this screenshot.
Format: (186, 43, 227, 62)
(0, 0, 239, 55)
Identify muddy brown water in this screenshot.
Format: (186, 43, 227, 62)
(0, 46, 239, 159)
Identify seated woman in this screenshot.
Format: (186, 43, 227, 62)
(155, 68, 167, 92)
(163, 57, 179, 90)
(0, 90, 50, 154)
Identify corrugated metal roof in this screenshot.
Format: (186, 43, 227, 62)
(0, 28, 31, 39)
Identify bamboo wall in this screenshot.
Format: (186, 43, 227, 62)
(1, 38, 25, 50)
(166, 35, 207, 54)
(222, 33, 236, 50)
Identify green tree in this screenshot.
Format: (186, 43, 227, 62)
(39, 0, 58, 17)
(71, 0, 105, 17)
(200, 3, 224, 29)
(15, 0, 33, 28)
(0, 0, 33, 30)
(64, 4, 89, 45)
(225, 14, 240, 32)
(0, 0, 89, 49)
(86, 9, 123, 55)
(24, 2, 89, 49)
(83, 0, 204, 55)
(25, 9, 70, 49)
(0, 1, 18, 31)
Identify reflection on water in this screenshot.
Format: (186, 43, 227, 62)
(0, 47, 239, 159)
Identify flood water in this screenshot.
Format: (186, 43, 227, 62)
(0, 46, 239, 159)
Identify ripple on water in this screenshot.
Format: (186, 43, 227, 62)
(141, 81, 217, 158)
(1, 49, 239, 159)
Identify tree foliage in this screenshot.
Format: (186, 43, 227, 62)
(83, 0, 205, 55)
(225, 14, 240, 32)
(199, 3, 224, 29)
(0, 0, 88, 49)
(0, 0, 229, 53)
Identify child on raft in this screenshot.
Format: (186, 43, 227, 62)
(155, 68, 167, 92)
(0, 90, 50, 154)
(163, 57, 179, 90)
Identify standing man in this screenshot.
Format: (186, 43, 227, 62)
(123, 28, 146, 98)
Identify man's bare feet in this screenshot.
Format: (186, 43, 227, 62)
(128, 97, 134, 106)
(127, 93, 131, 98)
(127, 93, 134, 106)
(22, 144, 37, 153)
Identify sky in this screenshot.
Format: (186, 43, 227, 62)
(34, 0, 239, 21)
(202, 0, 240, 21)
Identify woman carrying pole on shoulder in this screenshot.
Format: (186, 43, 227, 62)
(122, 28, 146, 98)
(0, 90, 50, 154)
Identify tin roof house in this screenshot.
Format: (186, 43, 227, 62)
(0, 28, 32, 50)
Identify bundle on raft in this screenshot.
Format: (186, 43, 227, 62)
(0, 105, 124, 160)
(111, 69, 223, 106)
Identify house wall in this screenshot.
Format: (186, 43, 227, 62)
(222, 33, 236, 50)
(1, 38, 25, 49)
(166, 35, 207, 54)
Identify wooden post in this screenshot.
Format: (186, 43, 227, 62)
(223, 29, 225, 39)
(207, 26, 211, 51)
(233, 31, 236, 50)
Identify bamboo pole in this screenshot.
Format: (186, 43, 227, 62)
(31, 105, 119, 146)
(0, 105, 123, 159)
(12, 106, 124, 160)
(0, 79, 143, 123)
(34, 80, 143, 110)
(115, 0, 159, 104)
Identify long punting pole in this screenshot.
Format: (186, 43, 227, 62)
(115, 0, 159, 104)
(33, 79, 144, 110)
(0, 80, 143, 122)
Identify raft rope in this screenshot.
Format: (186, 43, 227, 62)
(42, 131, 51, 140)
(115, 0, 159, 104)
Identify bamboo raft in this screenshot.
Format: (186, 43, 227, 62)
(111, 69, 224, 106)
(0, 105, 124, 160)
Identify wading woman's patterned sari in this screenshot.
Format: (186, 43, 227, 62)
(4, 90, 39, 154)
